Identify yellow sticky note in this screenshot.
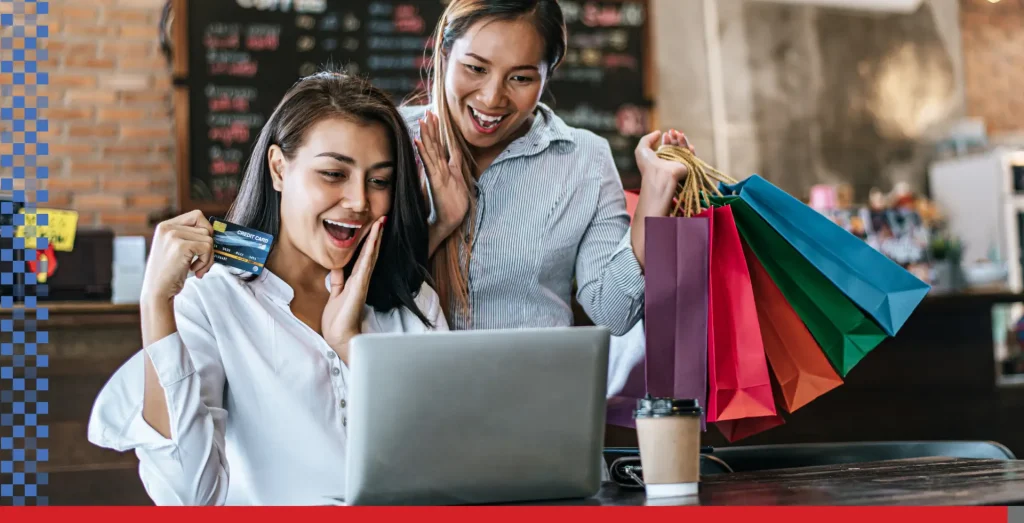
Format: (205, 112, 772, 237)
(16, 208, 79, 252)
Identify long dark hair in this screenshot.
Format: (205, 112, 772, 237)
(226, 71, 433, 326)
(422, 0, 567, 321)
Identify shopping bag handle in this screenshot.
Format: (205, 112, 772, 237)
(656, 144, 739, 218)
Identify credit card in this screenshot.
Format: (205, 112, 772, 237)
(209, 217, 274, 276)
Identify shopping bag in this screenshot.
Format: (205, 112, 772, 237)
(710, 195, 888, 376)
(719, 175, 930, 336)
(716, 413, 786, 443)
(643, 215, 709, 429)
(743, 238, 844, 412)
(704, 205, 776, 423)
(714, 375, 787, 442)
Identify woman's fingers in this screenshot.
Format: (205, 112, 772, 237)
(347, 217, 385, 297)
(673, 129, 695, 153)
(636, 130, 662, 153)
(415, 137, 438, 176)
(329, 269, 346, 300)
(184, 237, 215, 278)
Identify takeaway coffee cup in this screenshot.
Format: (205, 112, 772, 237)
(633, 396, 703, 498)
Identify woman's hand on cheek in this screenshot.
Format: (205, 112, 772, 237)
(630, 130, 694, 270)
(322, 216, 386, 364)
(416, 110, 471, 255)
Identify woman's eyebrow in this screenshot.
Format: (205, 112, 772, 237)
(368, 161, 395, 172)
(466, 52, 539, 72)
(315, 152, 355, 164)
(316, 152, 393, 171)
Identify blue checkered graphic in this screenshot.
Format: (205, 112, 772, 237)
(1, 0, 48, 506)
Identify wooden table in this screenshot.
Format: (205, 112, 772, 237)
(521, 458, 1024, 506)
(27, 457, 1024, 505)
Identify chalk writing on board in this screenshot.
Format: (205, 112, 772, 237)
(571, 30, 630, 51)
(604, 53, 637, 70)
(207, 50, 259, 77)
(209, 96, 250, 112)
(236, 0, 327, 14)
(559, 1, 646, 27)
(368, 55, 425, 71)
(367, 36, 428, 51)
(367, 20, 396, 34)
(209, 146, 245, 177)
(204, 23, 241, 49)
(204, 85, 258, 98)
(586, 2, 645, 27)
(210, 176, 240, 203)
(554, 68, 604, 84)
(209, 123, 250, 147)
(394, 5, 425, 33)
(207, 114, 264, 128)
(206, 85, 258, 113)
(246, 24, 281, 51)
(371, 76, 423, 93)
(368, 1, 392, 16)
(558, 105, 618, 133)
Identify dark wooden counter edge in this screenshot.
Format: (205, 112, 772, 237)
(0, 301, 141, 327)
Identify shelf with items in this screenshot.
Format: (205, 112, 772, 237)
(808, 180, 947, 290)
(929, 147, 1024, 388)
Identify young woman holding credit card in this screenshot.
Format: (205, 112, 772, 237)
(406, 0, 692, 334)
(88, 73, 447, 505)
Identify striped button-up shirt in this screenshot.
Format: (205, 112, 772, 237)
(402, 103, 644, 336)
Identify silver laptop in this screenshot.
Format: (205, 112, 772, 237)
(344, 326, 610, 506)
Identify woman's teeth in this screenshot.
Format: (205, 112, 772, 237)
(324, 219, 360, 241)
(470, 107, 506, 129)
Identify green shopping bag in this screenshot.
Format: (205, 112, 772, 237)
(708, 196, 888, 376)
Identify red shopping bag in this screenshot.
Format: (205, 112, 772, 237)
(714, 372, 787, 442)
(704, 205, 777, 423)
(716, 413, 786, 442)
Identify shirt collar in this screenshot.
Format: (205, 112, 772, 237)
(251, 267, 295, 304)
(496, 102, 575, 161)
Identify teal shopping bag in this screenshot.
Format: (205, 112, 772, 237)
(719, 175, 930, 336)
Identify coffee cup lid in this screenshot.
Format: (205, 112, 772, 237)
(633, 395, 702, 418)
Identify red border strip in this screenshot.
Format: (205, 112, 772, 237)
(0, 506, 1010, 523)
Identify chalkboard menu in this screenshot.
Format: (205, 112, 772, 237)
(177, 0, 651, 213)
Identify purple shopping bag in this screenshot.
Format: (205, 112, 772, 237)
(643, 215, 710, 430)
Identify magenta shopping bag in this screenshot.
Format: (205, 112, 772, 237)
(643, 215, 710, 430)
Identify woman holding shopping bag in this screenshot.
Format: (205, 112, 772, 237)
(407, 0, 695, 336)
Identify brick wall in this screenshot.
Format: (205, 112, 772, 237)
(45, 0, 175, 236)
(962, 0, 1024, 135)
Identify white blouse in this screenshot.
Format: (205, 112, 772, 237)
(87, 264, 448, 506)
